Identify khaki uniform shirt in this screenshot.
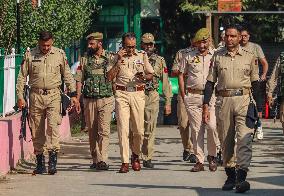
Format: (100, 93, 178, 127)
(149, 53, 172, 105)
(115, 49, 154, 87)
(266, 57, 280, 97)
(172, 47, 195, 72)
(74, 49, 115, 82)
(207, 46, 259, 91)
(16, 46, 76, 100)
(243, 42, 265, 60)
(180, 48, 214, 90)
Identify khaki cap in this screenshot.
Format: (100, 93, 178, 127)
(86, 32, 103, 40)
(141, 33, 155, 44)
(193, 28, 210, 43)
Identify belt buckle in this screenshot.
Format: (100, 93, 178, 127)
(127, 86, 135, 92)
(234, 89, 242, 96)
(42, 89, 48, 95)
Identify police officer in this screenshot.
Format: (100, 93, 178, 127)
(240, 28, 269, 81)
(240, 27, 269, 140)
(267, 53, 284, 134)
(202, 25, 261, 193)
(172, 47, 196, 163)
(140, 33, 172, 168)
(107, 32, 154, 173)
(16, 31, 80, 175)
(75, 32, 115, 170)
(179, 28, 219, 172)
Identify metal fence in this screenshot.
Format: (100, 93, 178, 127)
(0, 50, 23, 117)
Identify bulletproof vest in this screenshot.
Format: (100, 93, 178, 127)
(145, 54, 161, 91)
(82, 54, 113, 98)
(280, 51, 284, 97)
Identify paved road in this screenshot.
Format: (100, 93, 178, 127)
(1, 120, 284, 196)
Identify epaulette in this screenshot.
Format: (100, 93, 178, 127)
(155, 55, 165, 62)
(137, 50, 146, 54)
(29, 47, 37, 53)
(241, 47, 254, 55)
(215, 47, 227, 55)
(57, 48, 65, 54)
(177, 47, 194, 55)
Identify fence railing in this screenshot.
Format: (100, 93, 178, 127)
(0, 50, 23, 117)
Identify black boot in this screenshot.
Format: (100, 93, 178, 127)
(48, 150, 58, 175)
(143, 160, 154, 168)
(33, 154, 47, 174)
(222, 167, 236, 191)
(216, 150, 223, 166)
(236, 169, 250, 193)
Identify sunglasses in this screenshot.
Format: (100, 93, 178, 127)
(124, 45, 136, 49)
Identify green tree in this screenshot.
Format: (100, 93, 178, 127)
(0, 0, 17, 53)
(0, 0, 97, 53)
(179, 0, 284, 42)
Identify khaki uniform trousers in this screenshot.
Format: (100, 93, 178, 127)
(83, 96, 114, 164)
(177, 94, 194, 153)
(142, 90, 160, 161)
(218, 94, 253, 171)
(115, 90, 145, 163)
(29, 89, 61, 155)
(215, 97, 223, 148)
(184, 93, 218, 163)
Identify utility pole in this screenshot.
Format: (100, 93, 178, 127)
(16, 0, 21, 54)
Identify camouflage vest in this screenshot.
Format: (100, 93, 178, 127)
(145, 54, 161, 91)
(280, 52, 284, 97)
(82, 53, 113, 98)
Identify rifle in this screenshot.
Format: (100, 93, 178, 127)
(61, 93, 71, 116)
(16, 85, 31, 141)
(252, 117, 260, 142)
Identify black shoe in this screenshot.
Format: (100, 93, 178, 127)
(48, 150, 57, 175)
(143, 160, 154, 168)
(90, 163, 96, 169)
(183, 151, 196, 163)
(96, 161, 109, 170)
(183, 150, 190, 161)
(222, 167, 236, 191)
(236, 169, 250, 193)
(216, 150, 223, 166)
(188, 154, 197, 163)
(33, 154, 47, 174)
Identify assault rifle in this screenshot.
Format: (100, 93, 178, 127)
(14, 85, 31, 141)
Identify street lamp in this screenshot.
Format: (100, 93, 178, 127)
(16, 0, 21, 54)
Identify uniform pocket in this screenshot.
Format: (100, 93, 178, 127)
(243, 64, 251, 77)
(191, 63, 200, 73)
(51, 64, 61, 73)
(32, 62, 41, 74)
(218, 65, 228, 78)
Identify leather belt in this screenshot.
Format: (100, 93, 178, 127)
(116, 85, 144, 92)
(187, 88, 204, 95)
(31, 88, 59, 95)
(217, 88, 250, 97)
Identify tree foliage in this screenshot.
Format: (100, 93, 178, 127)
(179, 0, 284, 42)
(0, 0, 97, 53)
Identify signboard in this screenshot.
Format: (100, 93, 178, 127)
(218, 0, 242, 12)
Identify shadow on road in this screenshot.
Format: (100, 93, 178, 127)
(91, 183, 284, 196)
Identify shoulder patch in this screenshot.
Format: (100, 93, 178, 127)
(164, 67, 168, 73)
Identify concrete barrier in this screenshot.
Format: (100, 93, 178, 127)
(0, 113, 71, 175)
